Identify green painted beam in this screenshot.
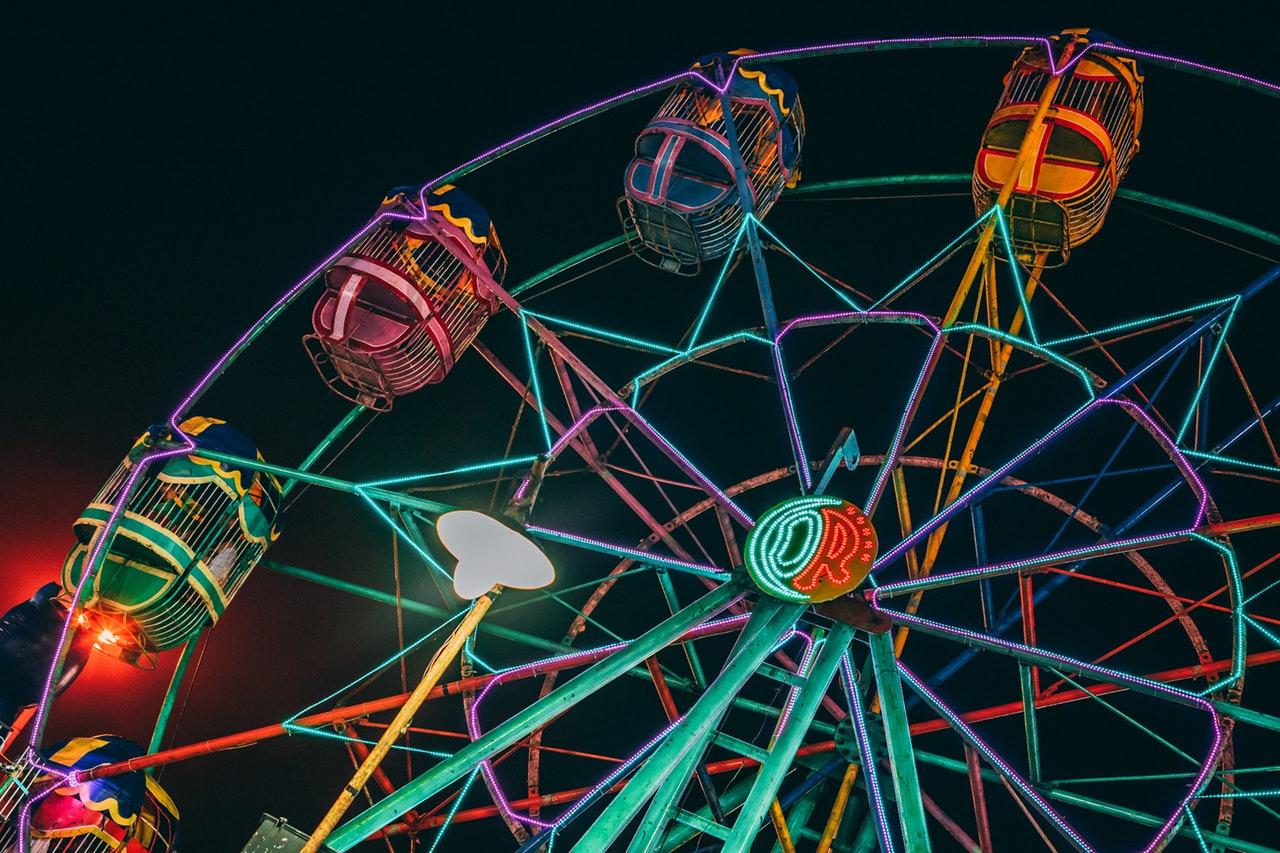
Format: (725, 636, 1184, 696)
(775, 782, 826, 853)
(725, 625, 854, 851)
(147, 629, 203, 757)
(657, 753, 832, 852)
(325, 582, 744, 849)
(580, 599, 803, 851)
(1019, 664, 1042, 783)
(868, 632, 932, 852)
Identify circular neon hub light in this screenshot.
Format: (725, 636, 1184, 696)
(744, 496, 877, 603)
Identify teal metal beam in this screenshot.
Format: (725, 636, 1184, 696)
(628, 726, 718, 852)
(868, 632, 932, 851)
(1018, 664, 1041, 783)
(283, 404, 366, 498)
(147, 629, 203, 757)
(656, 753, 831, 852)
(775, 782, 827, 853)
(654, 567, 708, 689)
(580, 599, 804, 851)
(724, 624, 855, 851)
(325, 582, 745, 849)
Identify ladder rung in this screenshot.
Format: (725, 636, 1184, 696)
(756, 662, 807, 688)
(713, 731, 770, 763)
(674, 808, 731, 840)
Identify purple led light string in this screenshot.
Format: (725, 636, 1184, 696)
(873, 529, 1192, 599)
(873, 395, 1210, 573)
(741, 35, 1278, 92)
(15, 27, 1264, 848)
(620, 408, 753, 527)
(773, 629, 814, 734)
(895, 660, 1095, 852)
(838, 654, 895, 853)
(465, 614, 751, 826)
(880, 606, 1224, 852)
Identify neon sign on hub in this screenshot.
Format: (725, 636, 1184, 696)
(744, 496, 877, 603)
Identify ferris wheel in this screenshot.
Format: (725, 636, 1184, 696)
(2, 28, 1279, 853)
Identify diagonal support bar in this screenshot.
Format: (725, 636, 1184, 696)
(324, 582, 745, 850)
(580, 599, 804, 851)
(868, 632, 932, 851)
(724, 623, 856, 851)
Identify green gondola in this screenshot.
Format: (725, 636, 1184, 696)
(62, 417, 282, 663)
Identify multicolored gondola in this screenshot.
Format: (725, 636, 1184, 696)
(62, 417, 282, 662)
(619, 49, 805, 274)
(0, 736, 179, 851)
(973, 28, 1144, 264)
(304, 184, 507, 410)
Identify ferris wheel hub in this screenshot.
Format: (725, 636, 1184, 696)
(744, 496, 878, 604)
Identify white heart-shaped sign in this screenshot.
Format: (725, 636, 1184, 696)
(436, 510, 556, 600)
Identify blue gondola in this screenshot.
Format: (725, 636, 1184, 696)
(619, 49, 804, 274)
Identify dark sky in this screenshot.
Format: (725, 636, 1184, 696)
(5, 4, 1278, 851)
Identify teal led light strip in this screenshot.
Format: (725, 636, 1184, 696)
(753, 217, 865, 311)
(870, 210, 995, 309)
(359, 455, 542, 489)
(689, 220, 751, 348)
(518, 311, 554, 451)
(991, 207, 1038, 344)
(282, 722, 451, 759)
(356, 489, 451, 580)
(428, 768, 482, 853)
(1183, 449, 1280, 476)
(1176, 298, 1240, 444)
(283, 608, 469, 726)
(947, 322, 1096, 396)
(523, 309, 683, 356)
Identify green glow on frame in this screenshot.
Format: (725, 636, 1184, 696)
(356, 489, 451, 580)
(1183, 449, 1280, 476)
(689, 219, 751, 348)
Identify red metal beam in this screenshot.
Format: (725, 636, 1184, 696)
(78, 615, 748, 782)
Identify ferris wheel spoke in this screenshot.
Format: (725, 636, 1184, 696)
(872, 529, 1198, 600)
(578, 598, 804, 849)
(722, 623, 855, 851)
(324, 582, 746, 849)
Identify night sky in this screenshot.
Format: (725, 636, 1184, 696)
(5, 5, 1278, 851)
